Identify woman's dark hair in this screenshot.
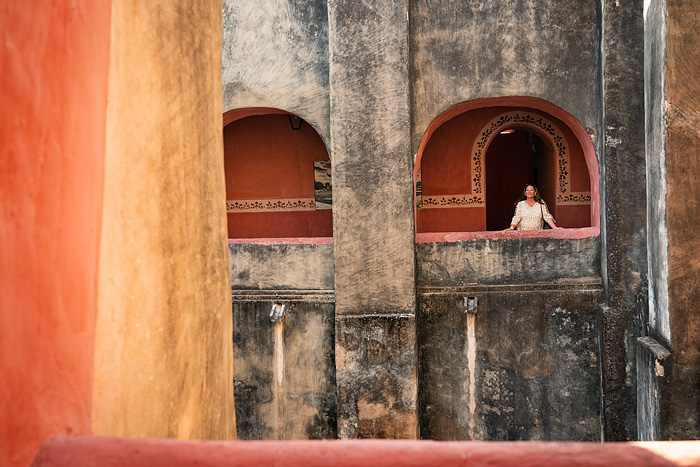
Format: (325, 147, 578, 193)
(515, 184, 544, 205)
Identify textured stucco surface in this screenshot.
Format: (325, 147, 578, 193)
(637, 334, 665, 441)
(232, 292, 336, 440)
(624, 0, 700, 442)
(658, 0, 700, 440)
(93, 1, 235, 440)
(409, 0, 601, 151)
(222, 0, 329, 143)
(329, 0, 415, 317)
(418, 282, 603, 441)
(217, 0, 700, 444)
(230, 243, 334, 290)
(640, 0, 668, 442)
(645, 0, 671, 347)
(335, 315, 419, 439)
(600, 0, 648, 441)
(0, 2, 111, 465)
(417, 236, 601, 287)
(328, 0, 418, 439)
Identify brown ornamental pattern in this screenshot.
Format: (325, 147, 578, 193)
(226, 198, 316, 213)
(418, 111, 591, 209)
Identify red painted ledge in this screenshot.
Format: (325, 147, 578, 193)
(32, 437, 700, 467)
(417, 226, 600, 243)
(227, 229, 598, 246)
(229, 237, 333, 245)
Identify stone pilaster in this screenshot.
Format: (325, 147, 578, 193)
(600, 0, 647, 441)
(328, 0, 418, 438)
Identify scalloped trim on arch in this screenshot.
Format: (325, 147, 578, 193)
(418, 110, 591, 209)
(477, 111, 590, 206)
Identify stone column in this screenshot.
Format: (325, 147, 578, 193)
(328, 0, 418, 438)
(93, 0, 235, 440)
(643, 0, 700, 440)
(600, 0, 647, 441)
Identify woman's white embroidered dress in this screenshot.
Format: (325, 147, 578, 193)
(511, 200, 555, 230)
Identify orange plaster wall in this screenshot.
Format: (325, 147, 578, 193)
(417, 109, 492, 232)
(552, 113, 591, 228)
(230, 211, 333, 239)
(417, 106, 591, 232)
(224, 114, 332, 238)
(534, 133, 557, 218)
(417, 208, 485, 233)
(0, 2, 111, 466)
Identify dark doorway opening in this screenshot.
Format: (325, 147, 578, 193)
(485, 129, 556, 231)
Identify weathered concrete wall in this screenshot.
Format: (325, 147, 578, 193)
(409, 0, 601, 150)
(335, 316, 417, 439)
(329, 2, 415, 317)
(408, 1, 608, 441)
(637, 335, 669, 441)
(222, 3, 336, 438)
(417, 236, 601, 287)
(329, 0, 418, 438)
(93, 1, 235, 440)
(644, 0, 700, 441)
(222, 0, 329, 142)
(418, 282, 603, 441)
(220, 1, 692, 443)
(230, 243, 334, 290)
(229, 243, 335, 439)
(644, 0, 671, 348)
(600, 0, 647, 441)
(229, 243, 335, 440)
(641, 0, 668, 441)
(232, 291, 336, 440)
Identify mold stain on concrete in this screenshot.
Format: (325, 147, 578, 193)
(466, 313, 478, 440)
(274, 321, 284, 439)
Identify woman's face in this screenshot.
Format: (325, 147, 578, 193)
(525, 186, 535, 199)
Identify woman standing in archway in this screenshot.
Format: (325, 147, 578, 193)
(508, 185, 561, 230)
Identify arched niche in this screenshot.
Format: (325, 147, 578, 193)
(484, 128, 558, 231)
(414, 97, 599, 239)
(223, 107, 333, 240)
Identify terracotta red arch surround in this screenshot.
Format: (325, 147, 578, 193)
(414, 96, 600, 240)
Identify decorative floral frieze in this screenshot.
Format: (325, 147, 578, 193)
(226, 198, 316, 213)
(418, 110, 591, 209)
(556, 192, 591, 204)
(420, 194, 485, 208)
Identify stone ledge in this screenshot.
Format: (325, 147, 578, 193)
(32, 436, 700, 466)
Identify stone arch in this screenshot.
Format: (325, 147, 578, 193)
(474, 111, 591, 207)
(414, 96, 599, 235)
(223, 107, 332, 239)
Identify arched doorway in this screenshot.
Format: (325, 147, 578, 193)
(415, 97, 598, 236)
(484, 129, 555, 231)
(223, 108, 332, 239)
